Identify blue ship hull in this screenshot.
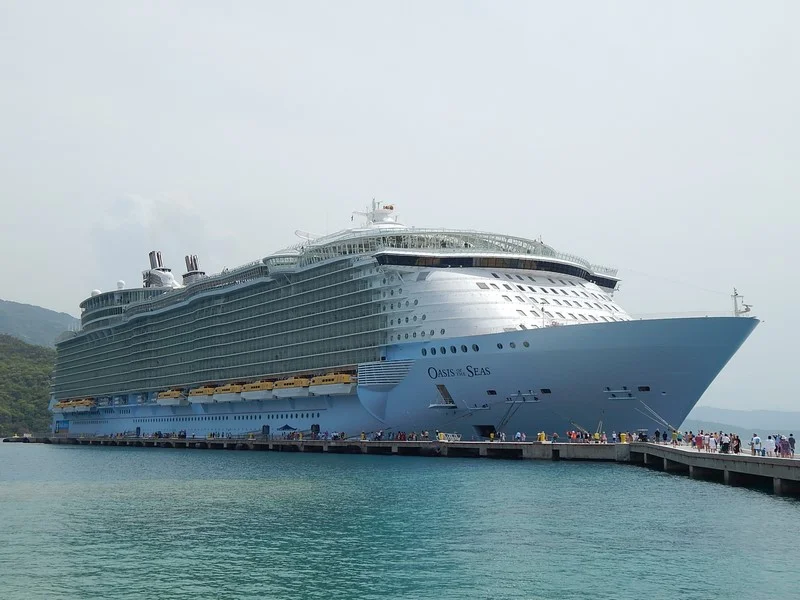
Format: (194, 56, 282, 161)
(52, 317, 757, 439)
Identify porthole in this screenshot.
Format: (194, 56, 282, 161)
(523, 341, 530, 348)
(421, 331, 426, 337)
(413, 332, 417, 338)
(431, 348, 437, 355)
(440, 347, 446, 354)
(472, 344, 480, 352)
(390, 290, 394, 296)
(440, 329, 445, 335)
(450, 346, 456, 353)
(405, 301, 409, 307)
(405, 317, 409, 323)
(422, 315, 426, 320)
(383, 279, 386, 284)
(413, 299, 418, 305)
(430, 329, 434, 336)
(399, 288, 402, 294)
(390, 319, 394, 325)
(413, 316, 417, 321)
(497, 343, 503, 349)
(405, 333, 409, 339)
(510, 342, 516, 348)
(461, 345, 468, 352)
(391, 304, 394, 309)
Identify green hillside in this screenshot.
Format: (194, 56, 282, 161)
(0, 334, 55, 436)
(0, 298, 79, 347)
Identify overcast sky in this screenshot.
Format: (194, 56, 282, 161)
(0, 1, 796, 410)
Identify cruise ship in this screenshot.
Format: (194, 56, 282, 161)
(50, 202, 758, 439)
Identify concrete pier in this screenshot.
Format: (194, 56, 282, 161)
(10, 435, 628, 462)
(5, 436, 799, 497)
(630, 443, 800, 497)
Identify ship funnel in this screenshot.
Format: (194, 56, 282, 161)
(148, 251, 157, 269)
(181, 253, 206, 285)
(156, 251, 164, 268)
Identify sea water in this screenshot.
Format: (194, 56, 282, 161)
(0, 443, 797, 599)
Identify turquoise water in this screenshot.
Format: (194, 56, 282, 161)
(1, 444, 798, 599)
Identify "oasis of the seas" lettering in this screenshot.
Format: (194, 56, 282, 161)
(427, 366, 491, 379)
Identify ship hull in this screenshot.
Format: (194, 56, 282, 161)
(51, 317, 757, 440)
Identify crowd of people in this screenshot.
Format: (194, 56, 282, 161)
(647, 428, 796, 458)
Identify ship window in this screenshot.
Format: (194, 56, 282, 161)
(515, 296, 525, 302)
(492, 273, 499, 278)
(516, 275, 524, 280)
(509, 342, 516, 348)
(530, 310, 540, 317)
(461, 345, 468, 353)
(590, 315, 598, 321)
(560, 280, 567, 285)
(503, 284, 512, 290)
(543, 311, 554, 318)
(580, 314, 588, 321)
(517, 285, 525, 291)
(563, 300, 572, 307)
(477, 282, 489, 289)
(516, 310, 526, 316)
(421, 331, 426, 337)
(556, 312, 565, 318)
(487, 390, 497, 395)
(568, 313, 576, 319)
(430, 348, 436, 355)
(560, 290, 569, 296)
(413, 316, 417, 321)
(430, 329, 434, 335)
(450, 346, 457, 353)
(421, 348, 427, 356)
(502, 295, 512, 302)
(405, 317, 409, 323)
(553, 299, 561, 306)
(490, 283, 499, 289)
(440, 329, 445, 335)
(472, 344, 480, 352)
(422, 315, 426, 320)
(440, 347, 446, 354)
(497, 343, 503, 349)
(505, 274, 513, 279)
(638, 386, 651, 392)
(548, 278, 556, 284)
(572, 291, 579, 297)
(414, 299, 418, 305)
(540, 388, 552, 394)
(405, 333, 409, 339)
(528, 276, 536, 282)
(541, 288, 549, 293)
(540, 298, 549, 305)
(529, 297, 538, 303)
(523, 341, 530, 348)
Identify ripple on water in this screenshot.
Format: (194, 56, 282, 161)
(1, 444, 798, 599)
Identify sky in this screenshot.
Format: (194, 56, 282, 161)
(0, 1, 797, 410)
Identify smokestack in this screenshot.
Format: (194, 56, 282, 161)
(156, 251, 163, 268)
(148, 251, 157, 269)
(193, 255, 199, 271)
(185, 255, 192, 271)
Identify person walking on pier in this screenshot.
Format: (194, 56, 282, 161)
(750, 434, 761, 456)
(764, 435, 776, 457)
(789, 434, 796, 458)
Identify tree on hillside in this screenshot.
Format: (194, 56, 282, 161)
(0, 334, 55, 436)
